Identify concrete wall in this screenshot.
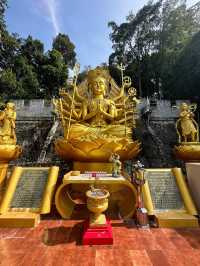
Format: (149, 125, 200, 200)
(13, 99, 52, 120)
(11, 99, 188, 168)
(13, 99, 189, 120)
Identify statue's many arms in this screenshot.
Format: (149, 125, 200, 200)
(53, 67, 141, 162)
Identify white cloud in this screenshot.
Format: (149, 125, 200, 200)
(34, 0, 61, 36)
(44, 0, 60, 36)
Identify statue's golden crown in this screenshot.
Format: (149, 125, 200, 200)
(87, 67, 110, 83)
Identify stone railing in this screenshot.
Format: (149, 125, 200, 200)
(12, 99, 190, 120)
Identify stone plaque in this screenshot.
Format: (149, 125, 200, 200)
(144, 170, 184, 210)
(10, 169, 49, 209)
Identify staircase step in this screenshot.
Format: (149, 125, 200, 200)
(155, 211, 199, 228)
(0, 212, 40, 228)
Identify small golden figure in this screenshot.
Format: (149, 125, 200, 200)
(0, 102, 17, 144)
(176, 102, 199, 143)
(109, 153, 122, 177)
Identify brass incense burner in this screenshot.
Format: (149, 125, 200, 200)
(86, 188, 110, 226)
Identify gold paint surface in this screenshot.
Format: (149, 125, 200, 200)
(172, 167, 197, 215)
(176, 102, 199, 143)
(0, 166, 59, 215)
(86, 189, 109, 226)
(53, 66, 141, 162)
(156, 211, 199, 228)
(174, 143, 200, 162)
(0, 102, 17, 145)
(55, 172, 136, 219)
(0, 167, 23, 214)
(0, 212, 40, 228)
(142, 168, 198, 227)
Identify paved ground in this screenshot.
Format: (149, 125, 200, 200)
(0, 220, 200, 266)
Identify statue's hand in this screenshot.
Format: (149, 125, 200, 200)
(98, 104, 103, 113)
(97, 103, 103, 113)
(190, 112, 194, 117)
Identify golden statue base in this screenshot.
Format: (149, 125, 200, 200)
(55, 137, 141, 162)
(174, 142, 200, 162)
(0, 144, 22, 162)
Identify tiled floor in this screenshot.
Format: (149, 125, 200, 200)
(0, 220, 200, 266)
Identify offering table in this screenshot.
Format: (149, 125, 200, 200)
(55, 171, 137, 219)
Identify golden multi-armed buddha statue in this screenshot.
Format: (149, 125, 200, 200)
(53, 65, 141, 162)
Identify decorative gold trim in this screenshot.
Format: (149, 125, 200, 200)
(55, 171, 137, 219)
(0, 167, 23, 214)
(0, 163, 8, 186)
(73, 162, 113, 173)
(172, 167, 198, 215)
(40, 166, 59, 214)
(142, 168, 198, 216)
(8, 208, 40, 213)
(142, 179, 154, 215)
(0, 166, 59, 214)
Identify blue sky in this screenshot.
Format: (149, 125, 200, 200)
(5, 0, 199, 69)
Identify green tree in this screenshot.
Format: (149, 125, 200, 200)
(108, 0, 200, 98)
(41, 49, 68, 97)
(12, 56, 40, 98)
(0, 32, 21, 69)
(0, 1, 76, 99)
(0, 0, 7, 32)
(20, 65, 40, 99)
(0, 1, 21, 69)
(0, 68, 17, 98)
(20, 36, 44, 67)
(108, 1, 162, 96)
(167, 31, 200, 99)
(159, 0, 200, 97)
(53, 33, 76, 68)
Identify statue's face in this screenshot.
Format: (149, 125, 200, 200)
(89, 77, 106, 96)
(6, 103, 15, 110)
(181, 103, 188, 111)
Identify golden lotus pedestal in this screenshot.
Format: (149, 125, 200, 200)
(86, 189, 109, 227)
(174, 142, 200, 162)
(55, 137, 141, 162)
